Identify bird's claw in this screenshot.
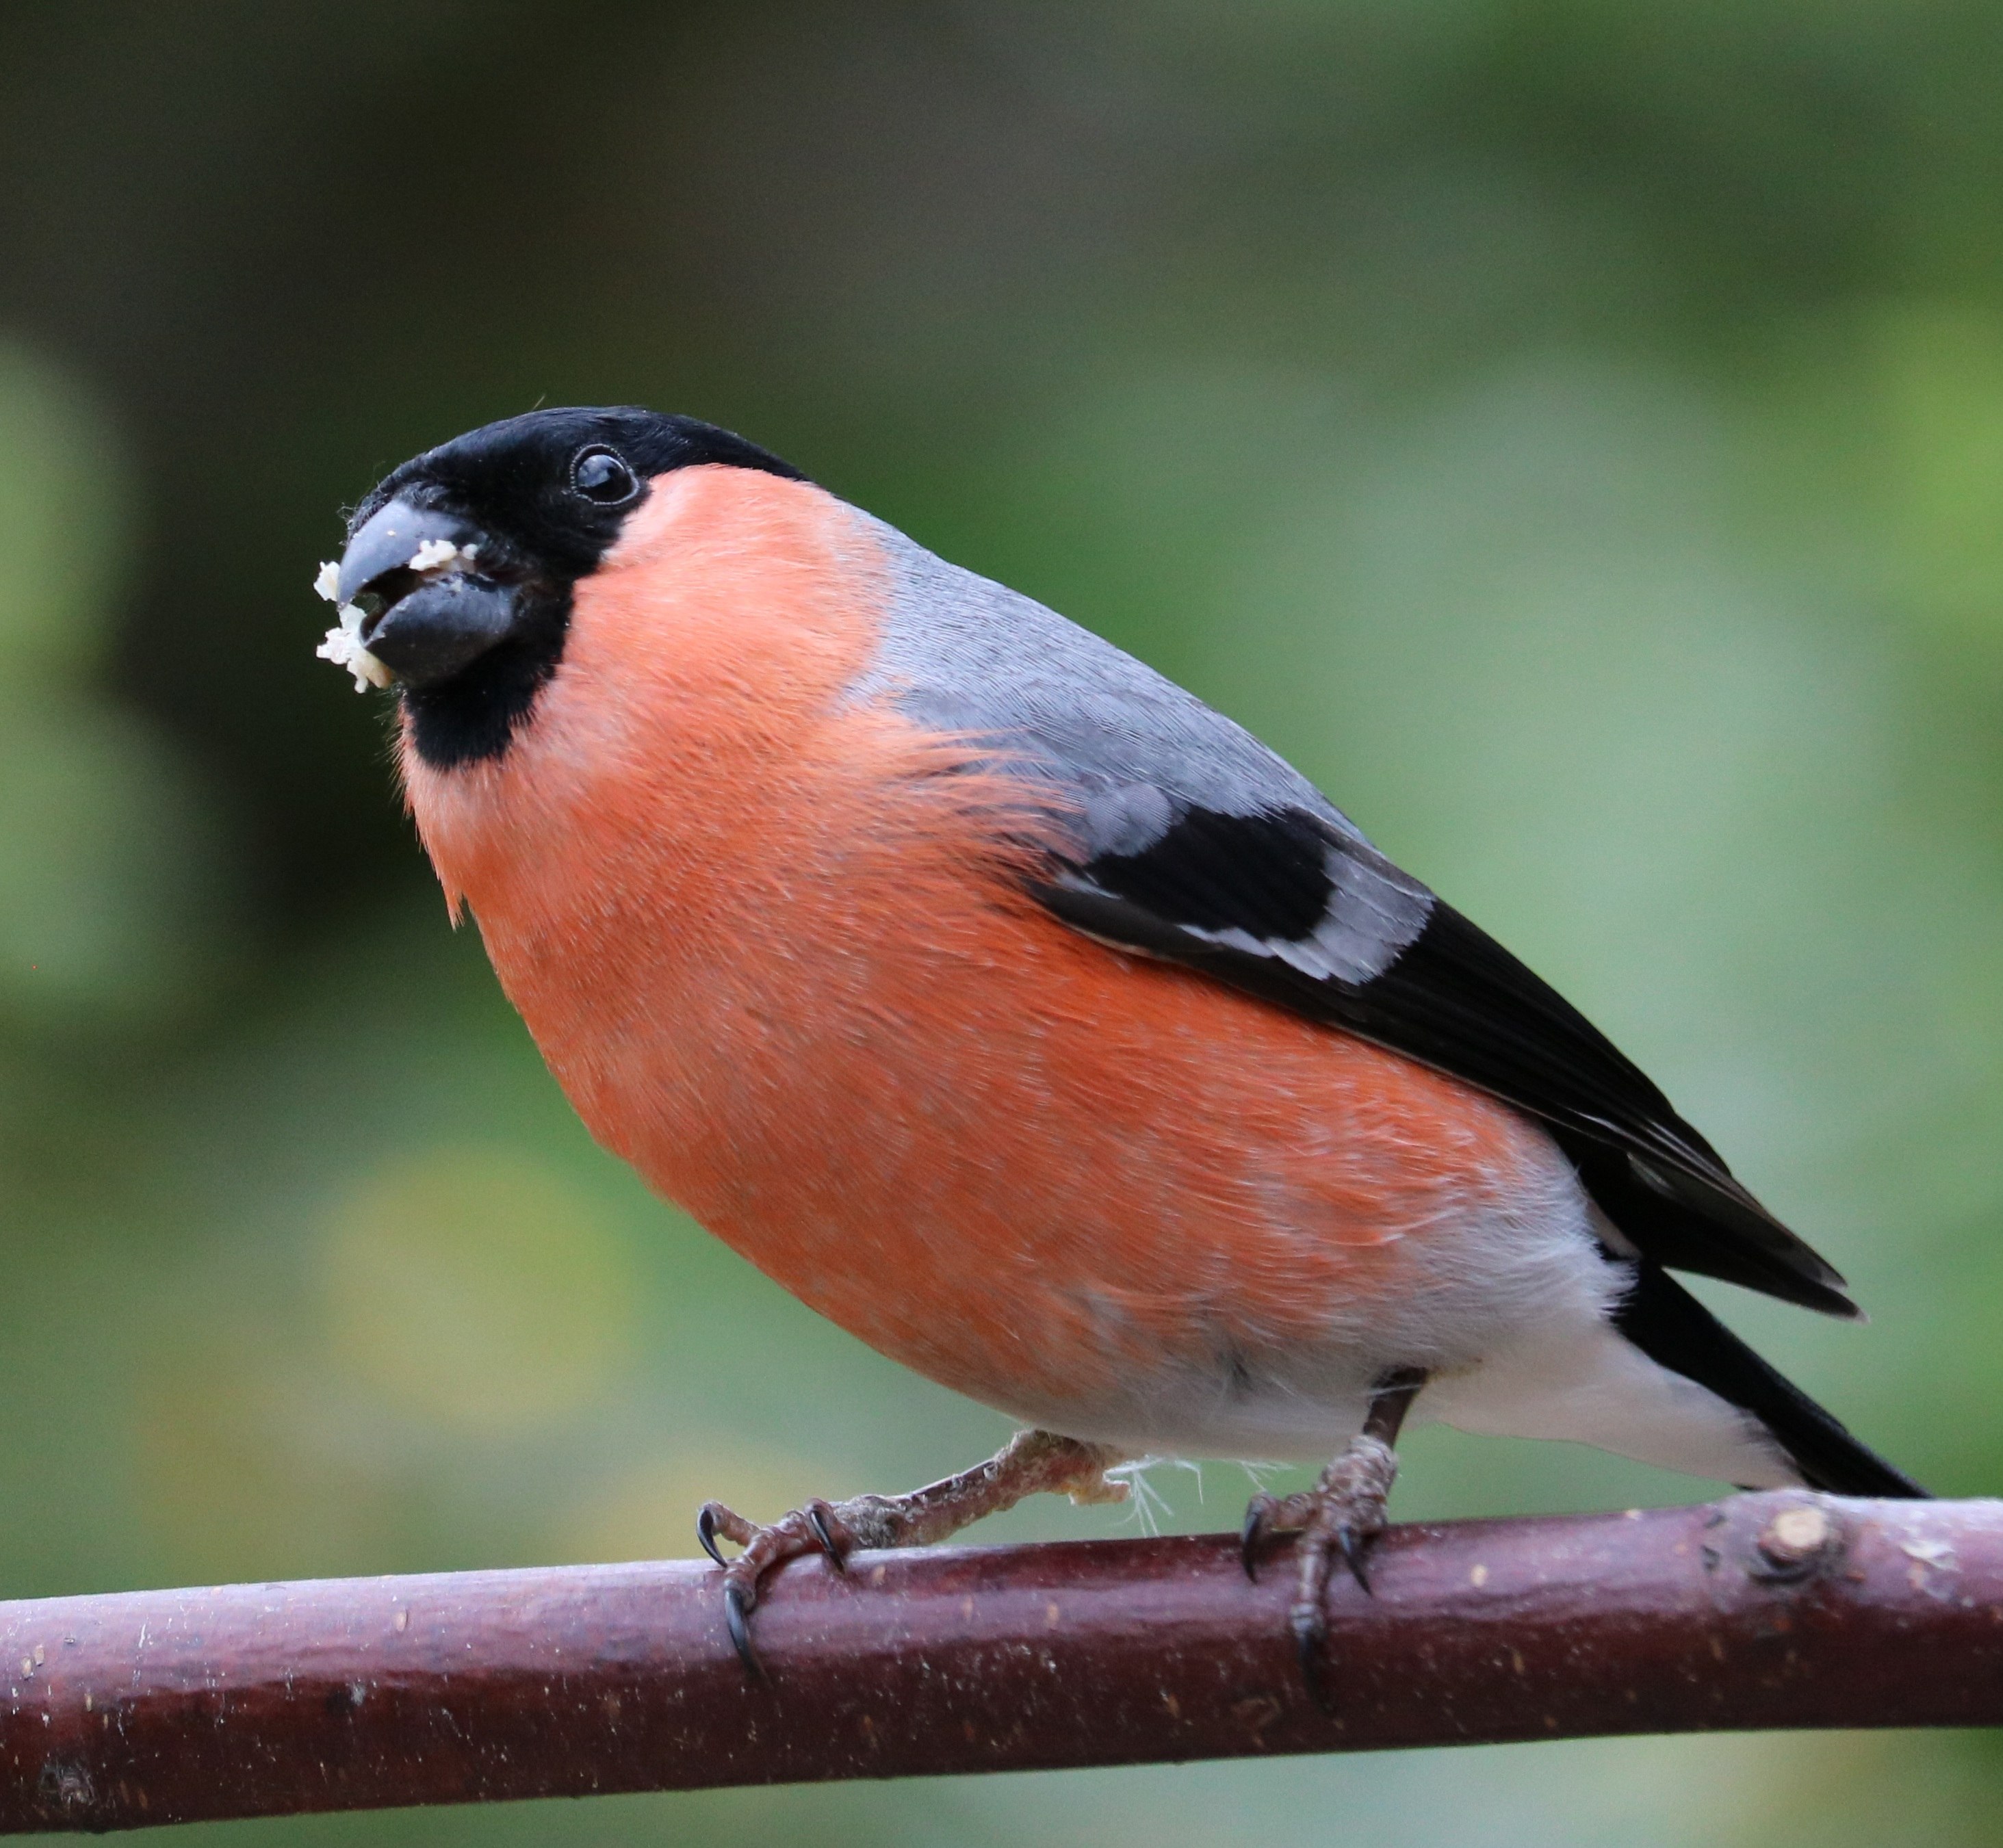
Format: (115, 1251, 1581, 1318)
(695, 1500, 727, 1568)
(1336, 1521, 1374, 1596)
(694, 1494, 864, 1678)
(805, 1498, 847, 1570)
(1241, 1494, 1276, 1580)
(722, 1579, 759, 1678)
(1290, 1601, 1331, 1713)
(690, 1433, 1128, 1680)
(1238, 1433, 1400, 1705)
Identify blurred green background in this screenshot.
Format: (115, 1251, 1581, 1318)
(2, 3, 2002, 1842)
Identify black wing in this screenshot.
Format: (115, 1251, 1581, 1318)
(1035, 793, 1857, 1318)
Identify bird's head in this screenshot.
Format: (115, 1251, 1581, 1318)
(321, 407, 805, 767)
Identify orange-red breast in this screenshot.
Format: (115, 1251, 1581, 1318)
(322, 408, 1924, 1678)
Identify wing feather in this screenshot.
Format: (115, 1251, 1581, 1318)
(1035, 799, 1858, 1318)
(851, 520, 1857, 1318)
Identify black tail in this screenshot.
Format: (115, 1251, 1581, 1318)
(1615, 1263, 1928, 1498)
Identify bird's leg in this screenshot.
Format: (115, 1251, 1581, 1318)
(1239, 1366, 1427, 1705)
(697, 1428, 1128, 1676)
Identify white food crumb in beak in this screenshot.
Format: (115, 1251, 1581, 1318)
(313, 591, 393, 693)
(409, 536, 463, 573)
(313, 560, 342, 603)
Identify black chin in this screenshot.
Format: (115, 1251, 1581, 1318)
(400, 583, 571, 769)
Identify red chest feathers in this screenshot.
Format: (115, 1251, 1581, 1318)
(402, 469, 1553, 1419)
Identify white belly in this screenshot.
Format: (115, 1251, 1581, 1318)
(992, 1141, 1796, 1492)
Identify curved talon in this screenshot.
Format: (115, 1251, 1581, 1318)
(723, 1580, 761, 1678)
(805, 1500, 844, 1570)
(1291, 1604, 1331, 1713)
(1240, 1498, 1272, 1580)
(696, 1502, 727, 1569)
(1336, 1525, 1373, 1595)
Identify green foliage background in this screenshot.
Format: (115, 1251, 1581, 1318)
(3, 4, 2002, 1840)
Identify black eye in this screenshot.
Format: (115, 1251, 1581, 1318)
(571, 447, 638, 504)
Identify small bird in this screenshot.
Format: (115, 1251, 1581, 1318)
(322, 407, 1925, 1689)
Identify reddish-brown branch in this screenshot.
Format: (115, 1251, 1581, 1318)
(0, 1491, 1998, 1833)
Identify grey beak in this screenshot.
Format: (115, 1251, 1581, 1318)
(337, 500, 479, 606)
(338, 499, 519, 689)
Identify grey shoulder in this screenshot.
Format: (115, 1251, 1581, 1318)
(844, 513, 1438, 988)
(844, 513, 1367, 847)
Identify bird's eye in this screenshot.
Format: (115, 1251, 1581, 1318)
(571, 447, 638, 504)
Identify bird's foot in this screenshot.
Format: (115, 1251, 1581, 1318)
(695, 1494, 861, 1675)
(697, 1428, 1127, 1677)
(1239, 1432, 1399, 1706)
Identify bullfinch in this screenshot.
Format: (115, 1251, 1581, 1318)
(320, 407, 1926, 1687)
